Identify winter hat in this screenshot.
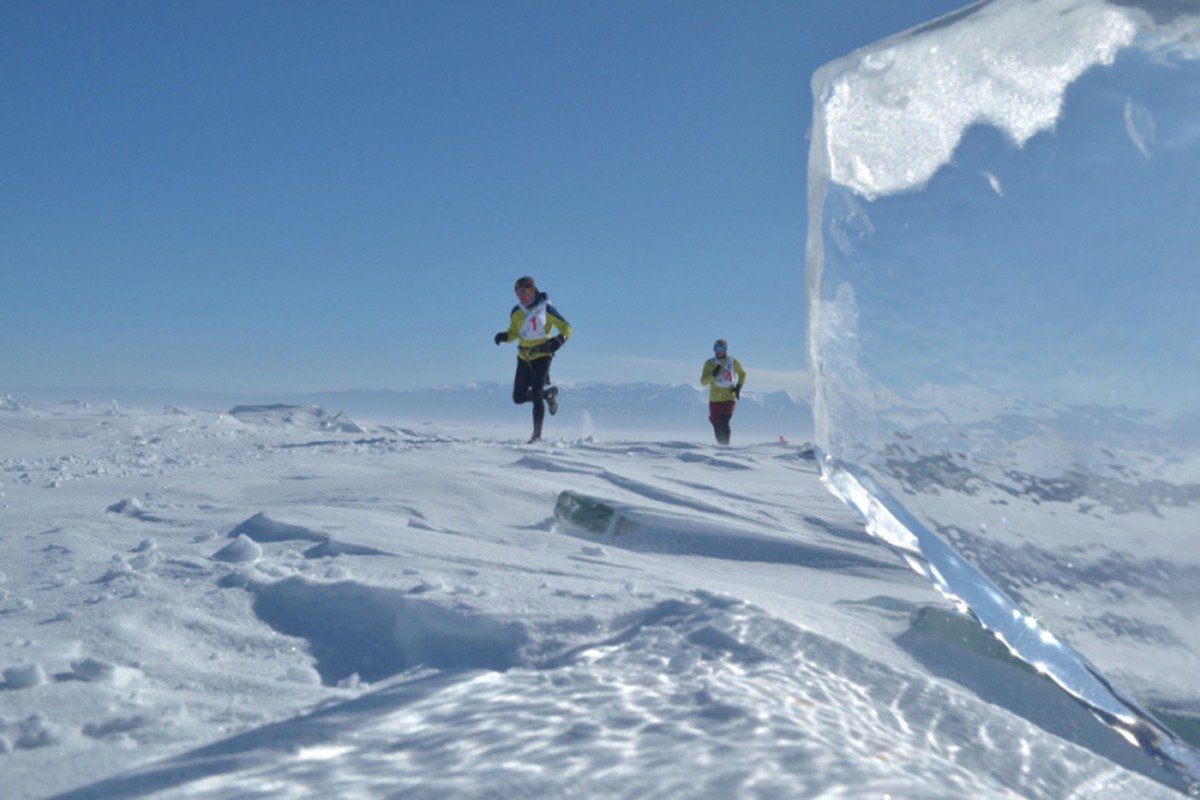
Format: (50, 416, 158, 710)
(713, 338, 728, 351)
(514, 276, 537, 291)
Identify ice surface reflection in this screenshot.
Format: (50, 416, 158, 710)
(807, 0, 1200, 790)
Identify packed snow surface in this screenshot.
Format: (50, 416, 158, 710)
(0, 402, 1186, 797)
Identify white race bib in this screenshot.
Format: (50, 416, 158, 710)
(519, 300, 549, 342)
(714, 357, 736, 388)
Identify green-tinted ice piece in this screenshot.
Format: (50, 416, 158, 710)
(554, 491, 640, 537)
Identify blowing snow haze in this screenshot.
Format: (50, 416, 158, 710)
(5, 383, 814, 443)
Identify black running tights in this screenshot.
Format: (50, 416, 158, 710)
(513, 357, 552, 432)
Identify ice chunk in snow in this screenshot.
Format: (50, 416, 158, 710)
(229, 512, 326, 543)
(3, 663, 47, 689)
(318, 411, 366, 433)
(554, 491, 640, 537)
(106, 498, 145, 517)
(0, 715, 61, 749)
(807, 0, 1200, 785)
(227, 404, 364, 432)
(69, 657, 140, 687)
(212, 535, 263, 563)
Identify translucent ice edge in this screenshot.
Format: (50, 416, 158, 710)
(819, 0, 1200, 200)
(818, 451, 1200, 792)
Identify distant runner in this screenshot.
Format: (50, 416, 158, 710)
(494, 276, 572, 443)
(700, 338, 745, 445)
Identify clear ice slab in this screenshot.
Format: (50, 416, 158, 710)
(806, 0, 1200, 789)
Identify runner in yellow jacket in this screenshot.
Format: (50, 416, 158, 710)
(700, 338, 745, 445)
(494, 275, 572, 443)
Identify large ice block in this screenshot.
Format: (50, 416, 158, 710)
(807, 0, 1200, 788)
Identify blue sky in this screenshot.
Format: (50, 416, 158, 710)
(2, 0, 970, 396)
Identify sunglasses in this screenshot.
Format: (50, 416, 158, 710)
(713, 344, 726, 352)
(515, 286, 534, 297)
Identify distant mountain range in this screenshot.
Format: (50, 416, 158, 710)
(5, 382, 813, 440)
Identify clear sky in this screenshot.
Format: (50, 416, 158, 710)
(2, 0, 970, 396)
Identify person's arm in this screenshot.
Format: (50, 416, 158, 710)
(700, 360, 715, 386)
(733, 360, 746, 398)
(506, 307, 521, 340)
(495, 308, 521, 345)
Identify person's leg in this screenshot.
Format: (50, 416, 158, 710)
(528, 357, 551, 440)
(709, 401, 734, 444)
(513, 359, 533, 405)
(717, 414, 732, 445)
(542, 360, 559, 415)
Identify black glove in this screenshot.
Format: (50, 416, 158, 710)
(733, 386, 741, 400)
(494, 331, 508, 345)
(710, 363, 722, 377)
(535, 334, 565, 354)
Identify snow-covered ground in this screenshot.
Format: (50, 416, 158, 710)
(0, 400, 1184, 797)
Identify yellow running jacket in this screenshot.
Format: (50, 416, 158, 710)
(700, 356, 746, 402)
(503, 292, 573, 362)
